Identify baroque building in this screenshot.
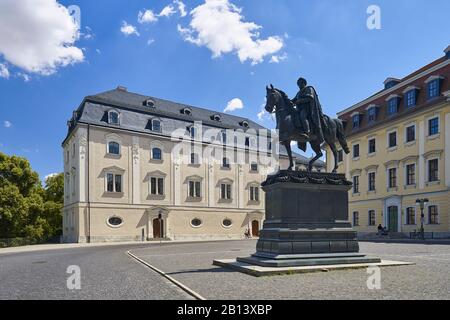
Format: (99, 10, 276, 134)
(62, 87, 324, 243)
(326, 45, 450, 238)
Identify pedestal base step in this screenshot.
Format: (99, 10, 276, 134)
(213, 259, 414, 277)
(237, 254, 381, 268)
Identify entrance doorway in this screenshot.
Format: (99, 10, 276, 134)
(153, 218, 164, 238)
(387, 206, 398, 232)
(251, 220, 260, 237)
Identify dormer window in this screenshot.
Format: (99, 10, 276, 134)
(351, 113, 361, 129)
(386, 95, 400, 115)
(212, 114, 221, 122)
(403, 86, 420, 108)
(425, 76, 444, 100)
(384, 78, 401, 90)
(152, 119, 161, 132)
(240, 120, 249, 128)
(108, 111, 119, 125)
(181, 107, 192, 116)
(366, 105, 378, 123)
(144, 99, 155, 108)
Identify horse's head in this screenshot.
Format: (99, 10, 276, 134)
(265, 84, 280, 113)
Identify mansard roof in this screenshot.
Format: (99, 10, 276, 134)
(84, 87, 265, 131)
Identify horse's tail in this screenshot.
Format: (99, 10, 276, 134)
(336, 119, 350, 154)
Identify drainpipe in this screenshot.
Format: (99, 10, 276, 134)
(87, 124, 91, 243)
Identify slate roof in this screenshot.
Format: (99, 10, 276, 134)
(84, 87, 265, 131)
(65, 86, 325, 167)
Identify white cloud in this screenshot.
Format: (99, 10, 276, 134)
(45, 173, 58, 181)
(138, 9, 158, 24)
(269, 53, 288, 64)
(224, 98, 244, 113)
(0, 0, 84, 75)
(178, 0, 284, 65)
(256, 101, 275, 123)
(120, 21, 140, 36)
(159, 5, 176, 17)
(18, 72, 31, 82)
(147, 38, 155, 46)
(82, 26, 95, 40)
(174, 0, 187, 17)
(0, 63, 9, 78)
(4, 120, 12, 128)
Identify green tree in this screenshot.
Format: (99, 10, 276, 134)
(0, 152, 63, 245)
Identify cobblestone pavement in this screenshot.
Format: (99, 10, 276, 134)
(0, 244, 193, 300)
(130, 240, 450, 300)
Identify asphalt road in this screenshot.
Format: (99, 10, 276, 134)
(1, 240, 449, 300)
(0, 244, 192, 300)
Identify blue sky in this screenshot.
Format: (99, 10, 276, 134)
(0, 0, 449, 180)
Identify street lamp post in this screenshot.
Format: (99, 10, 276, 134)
(415, 198, 429, 240)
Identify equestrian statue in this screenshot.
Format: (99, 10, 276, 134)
(265, 77, 350, 173)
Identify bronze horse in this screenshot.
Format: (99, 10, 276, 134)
(265, 85, 350, 172)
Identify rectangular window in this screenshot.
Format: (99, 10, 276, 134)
(428, 117, 439, 136)
(250, 186, 260, 202)
(251, 163, 258, 172)
(406, 164, 416, 185)
(220, 183, 232, 200)
(388, 131, 397, 148)
(353, 144, 360, 158)
(352, 115, 360, 129)
(368, 107, 377, 123)
(353, 212, 359, 226)
(150, 177, 164, 195)
(106, 173, 122, 193)
(368, 210, 376, 226)
(428, 79, 440, 99)
(406, 90, 416, 108)
(338, 150, 343, 162)
(189, 181, 201, 198)
(368, 172, 376, 191)
(406, 207, 415, 225)
(368, 139, 376, 154)
(222, 158, 230, 168)
(353, 176, 359, 194)
(387, 99, 398, 115)
(388, 168, 397, 188)
(406, 125, 415, 143)
(428, 206, 438, 224)
(428, 159, 439, 182)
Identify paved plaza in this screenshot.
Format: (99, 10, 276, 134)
(0, 240, 449, 300)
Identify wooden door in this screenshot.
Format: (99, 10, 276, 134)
(153, 218, 164, 238)
(252, 220, 259, 237)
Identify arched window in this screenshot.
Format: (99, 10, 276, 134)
(152, 119, 161, 132)
(152, 148, 162, 160)
(108, 111, 119, 125)
(107, 141, 120, 155)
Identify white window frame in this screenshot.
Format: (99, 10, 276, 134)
(404, 122, 416, 145)
(367, 170, 376, 192)
(367, 137, 376, 155)
(249, 185, 260, 202)
(427, 204, 440, 225)
(108, 110, 120, 125)
(105, 172, 123, 193)
(368, 210, 376, 226)
(386, 128, 398, 151)
(149, 177, 164, 196)
(187, 177, 202, 198)
(426, 157, 440, 183)
(404, 207, 416, 225)
(426, 114, 440, 138)
(220, 182, 232, 200)
(404, 162, 417, 187)
(151, 118, 162, 133)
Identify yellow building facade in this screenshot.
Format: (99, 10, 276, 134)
(326, 46, 450, 238)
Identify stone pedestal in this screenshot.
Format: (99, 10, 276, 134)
(237, 170, 381, 267)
